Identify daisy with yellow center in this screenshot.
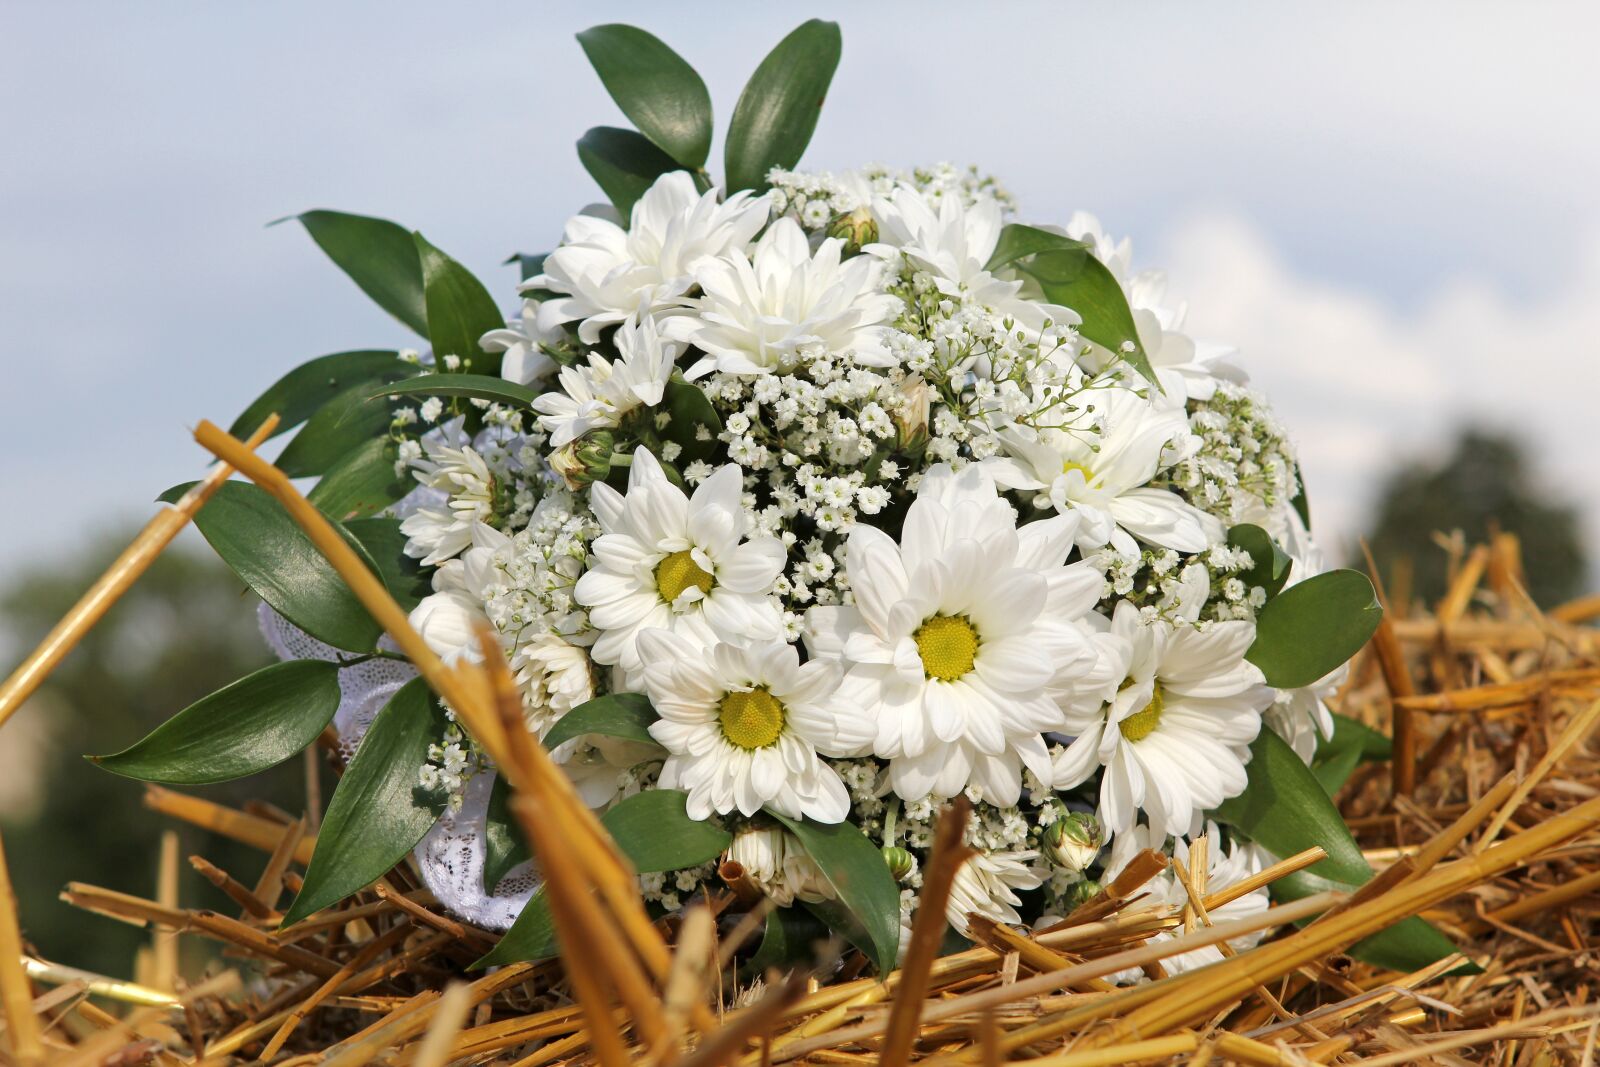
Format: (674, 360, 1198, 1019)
(806, 464, 1108, 807)
(574, 449, 786, 681)
(1052, 601, 1275, 838)
(637, 630, 873, 822)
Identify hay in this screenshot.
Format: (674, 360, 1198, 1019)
(3, 422, 1600, 1064)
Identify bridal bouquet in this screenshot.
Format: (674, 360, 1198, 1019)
(95, 20, 1454, 975)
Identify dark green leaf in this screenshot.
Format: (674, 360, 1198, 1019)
(1215, 728, 1463, 971)
(90, 660, 341, 785)
(1292, 476, 1312, 530)
(283, 679, 447, 924)
(769, 813, 900, 973)
(171, 481, 382, 652)
(275, 382, 395, 479)
(543, 693, 659, 751)
(746, 907, 828, 977)
(577, 24, 712, 169)
(578, 126, 682, 220)
(984, 223, 1158, 387)
(507, 252, 548, 283)
(470, 788, 729, 967)
(1317, 713, 1394, 763)
(307, 436, 408, 521)
(1247, 570, 1382, 689)
(229, 350, 408, 442)
(287, 211, 428, 335)
(1227, 524, 1294, 600)
(1312, 744, 1363, 797)
(603, 790, 731, 873)
(368, 373, 538, 409)
(414, 232, 504, 377)
(341, 517, 430, 613)
(660, 377, 722, 463)
(724, 20, 842, 193)
(483, 774, 530, 894)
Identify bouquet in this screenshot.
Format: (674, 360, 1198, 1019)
(94, 19, 1454, 976)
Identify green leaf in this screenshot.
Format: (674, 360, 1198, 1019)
(984, 223, 1158, 387)
(1317, 713, 1394, 763)
(1312, 744, 1363, 798)
(724, 20, 842, 193)
(746, 907, 827, 976)
(508, 252, 548, 283)
(543, 693, 659, 751)
(90, 660, 341, 785)
(1227, 524, 1294, 600)
(769, 813, 900, 973)
(470, 788, 730, 968)
(341, 517, 430, 613)
(482, 774, 529, 894)
(577, 126, 682, 220)
(660, 377, 722, 463)
(414, 232, 504, 377)
(1215, 728, 1463, 972)
(287, 211, 428, 335)
(1292, 476, 1312, 530)
(171, 481, 382, 652)
(602, 790, 731, 873)
(1247, 570, 1383, 690)
(275, 382, 396, 479)
(283, 679, 447, 924)
(307, 436, 408, 521)
(229, 350, 407, 442)
(577, 25, 712, 169)
(368, 373, 538, 409)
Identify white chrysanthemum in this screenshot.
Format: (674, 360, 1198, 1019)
(574, 449, 785, 677)
(531, 172, 770, 343)
(563, 737, 661, 809)
(408, 522, 508, 663)
(482, 301, 563, 387)
(533, 315, 680, 447)
(512, 633, 595, 727)
(1065, 212, 1242, 403)
(665, 217, 901, 378)
(867, 185, 1077, 334)
(946, 848, 1047, 936)
(400, 423, 497, 566)
(1053, 602, 1274, 837)
(1102, 822, 1269, 979)
(986, 387, 1218, 555)
(726, 826, 836, 906)
(805, 464, 1105, 806)
(638, 630, 870, 821)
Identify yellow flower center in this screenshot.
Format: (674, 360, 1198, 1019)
(1119, 682, 1166, 743)
(655, 550, 714, 604)
(1061, 460, 1096, 485)
(914, 614, 979, 682)
(718, 687, 786, 750)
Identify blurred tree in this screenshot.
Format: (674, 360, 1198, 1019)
(1363, 430, 1587, 609)
(0, 528, 324, 977)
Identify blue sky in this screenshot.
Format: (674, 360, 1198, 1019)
(3, 1, 1598, 587)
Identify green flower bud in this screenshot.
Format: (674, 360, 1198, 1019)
(893, 374, 931, 453)
(827, 208, 878, 253)
(1041, 810, 1103, 873)
(881, 845, 916, 883)
(1060, 878, 1102, 911)
(549, 431, 614, 491)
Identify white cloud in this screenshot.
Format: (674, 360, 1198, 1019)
(1155, 212, 1600, 573)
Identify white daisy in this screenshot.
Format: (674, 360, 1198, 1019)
(481, 300, 563, 387)
(574, 449, 785, 677)
(1101, 822, 1269, 979)
(531, 172, 770, 343)
(726, 825, 838, 907)
(532, 315, 680, 448)
(637, 630, 871, 822)
(399, 421, 497, 566)
(665, 217, 902, 378)
(986, 386, 1218, 556)
(408, 522, 510, 663)
(866, 185, 1078, 334)
(1052, 602, 1274, 838)
(804, 464, 1104, 807)
(946, 848, 1047, 936)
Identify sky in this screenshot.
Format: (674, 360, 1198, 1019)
(2, 1, 1598, 593)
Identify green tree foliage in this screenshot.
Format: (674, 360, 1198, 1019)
(1364, 430, 1587, 609)
(0, 529, 319, 975)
